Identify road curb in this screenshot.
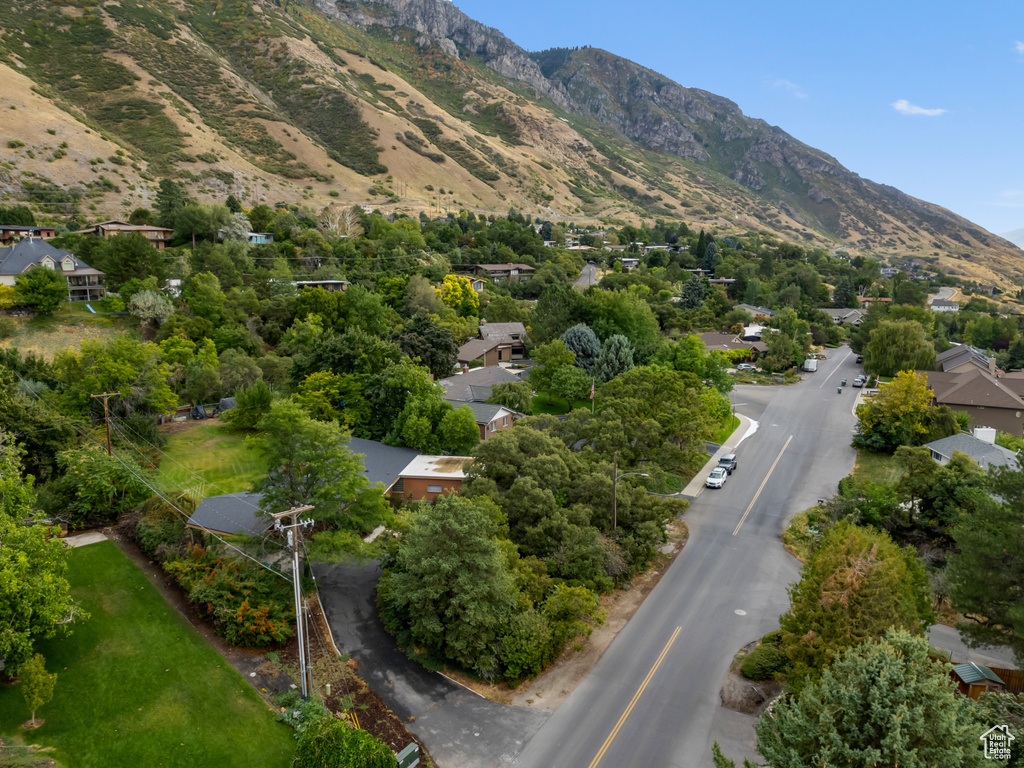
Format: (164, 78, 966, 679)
(681, 414, 754, 497)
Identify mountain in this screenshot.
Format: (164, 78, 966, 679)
(1001, 228, 1024, 249)
(0, 0, 1021, 287)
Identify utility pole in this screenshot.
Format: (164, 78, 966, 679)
(272, 505, 315, 698)
(90, 392, 119, 456)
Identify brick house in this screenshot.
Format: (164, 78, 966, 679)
(390, 455, 473, 502)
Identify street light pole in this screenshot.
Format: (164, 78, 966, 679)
(611, 451, 649, 532)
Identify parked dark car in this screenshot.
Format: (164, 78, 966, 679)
(718, 454, 738, 474)
(856, 355, 864, 363)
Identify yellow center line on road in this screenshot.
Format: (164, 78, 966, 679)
(732, 435, 793, 536)
(586, 626, 682, 768)
(818, 349, 852, 389)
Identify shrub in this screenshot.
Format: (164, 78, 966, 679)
(292, 717, 398, 768)
(0, 317, 16, 339)
(136, 509, 186, 560)
(7, 140, 25, 149)
(740, 631, 787, 681)
(164, 545, 294, 648)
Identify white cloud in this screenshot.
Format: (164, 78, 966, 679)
(891, 99, 947, 117)
(769, 79, 808, 99)
(1015, 41, 1024, 55)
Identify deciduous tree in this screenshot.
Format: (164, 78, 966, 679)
(865, 319, 936, 377)
(15, 267, 66, 314)
(19, 654, 56, 727)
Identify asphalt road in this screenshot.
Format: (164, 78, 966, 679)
(929, 624, 1018, 669)
(515, 349, 863, 768)
(573, 262, 599, 291)
(316, 563, 549, 768)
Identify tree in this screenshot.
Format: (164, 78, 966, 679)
(19, 654, 56, 727)
(15, 267, 66, 314)
(175, 203, 212, 250)
(221, 211, 253, 242)
(402, 274, 442, 316)
(947, 458, 1024, 665)
(488, 381, 533, 415)
(854, 370, 934, 452)
(293, 717, 398, 768)
(778, 521, 934, 688)
(589, 289, 663, 362)
(552, 364, 592, 405)
(865, 319, 936, 377)
(436, 274, 479, 317)
(653, 335, 733, 393)
(218, 348, 262, 394)
(560, 323, 601, 374)
(251, 400, 371, 524)
(396, 313, 458, 380)
(529, 340, 576, 403)
(832, 276, 858, 308)
(680, 273, 707, 309)
(755, 630, 985, 768)
(319, 205, 364, 240)
(91, 232, 166, 290)
(593, 334, 634, 383)
(0, 437, 80, 667)
(128, 289, 173, 326)
(377, 496, 517, 677)
(221, 380, 274, 432)
(438, 404, 480, 455)
(155, 179, 185, 228)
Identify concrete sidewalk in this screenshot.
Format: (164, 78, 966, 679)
(63, 530, 108, 548)
(681, 413, 756, 497)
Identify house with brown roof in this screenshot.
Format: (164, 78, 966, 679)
(479, 321, 529, 360)
(468, 263, 536, 283)
(75, 220, 174, 249)
(926, 367, 1024, 436)
(457, 337, 501, 368)
(0, 225, 55, 243)
(698, 331, 768, 360)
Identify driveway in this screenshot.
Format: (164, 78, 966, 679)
(316, 562, 548, 768)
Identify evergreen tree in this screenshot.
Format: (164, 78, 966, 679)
(560, 323, 601, 374)
(593, 334, 635, 383)
(948, 459, 1024, 665)
(155, 179, 185, 228)
(756, 630, 985, 768)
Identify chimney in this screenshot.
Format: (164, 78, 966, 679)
(989, 356, 996, 376)
(974, 426, 996, 445)
(461, 365, 469, 375)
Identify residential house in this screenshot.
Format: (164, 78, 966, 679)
(465, 263, 536, 283)
(469, 277, 486, 292)
(445, 400, 516, 441)
(880, 267, 900, 279)
(820, 308, 867, 326)
(479, 321, 529, 360)
(292, 280, 350, 293)
(75, 220, 174, 249)
(735, 303, 777, 319)
(926, 367, 1024, 436)
(935, 344, 995, 374)
(391, 455, 472, 502)
(921, 429, 1017, 470)
(348, 437, 422, 494)
(457, 337, 502, 368)
(698, 331, 768, 359)
(438, 366, 525, 403)
(858, 297, 893, 306)
(0, 225, 55, 243)
(248, 232, 273, 245)
(0, 238, 104, 302)
(619, 257, 640, 271)
(930, 299, 960, 313)
(186, 492, 272, 537)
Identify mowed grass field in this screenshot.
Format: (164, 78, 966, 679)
(0, 542, 295, 768)
(157, 421, 264, 499)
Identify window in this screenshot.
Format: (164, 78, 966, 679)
(427, 485, 442, 493)
(502, 416, 508, 426)
(62, 257, 74, 272)
(489, 421, 497, 431)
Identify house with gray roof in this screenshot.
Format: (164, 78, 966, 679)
(457, 337, 501, 368)
(438, 366, 524, 402)
(444, 400, 516, 441)
(348, 437, 421, 493)
(734, 303, 777, 319)
(0, 238, 104, 302)
(819, 307, 867, 325)
(186, 492, 271, 536)
(922, 430, 1018, 470)
(479, 321, 529, 360)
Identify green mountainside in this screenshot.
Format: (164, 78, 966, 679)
(0, 0, 1020, 286)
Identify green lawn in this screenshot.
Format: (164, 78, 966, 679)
(0, 542, 295, 768)
(712, 415, 741, 445)
(531, 390, 593, 415)
(158, 421, 264, 499)
(852, 449, 906, 486)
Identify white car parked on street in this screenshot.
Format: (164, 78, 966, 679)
(705, 467, 728, 489)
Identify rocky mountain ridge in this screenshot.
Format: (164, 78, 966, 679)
(0, 0, 1020, 287)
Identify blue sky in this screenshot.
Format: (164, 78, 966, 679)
(451, 0, 1024, 236)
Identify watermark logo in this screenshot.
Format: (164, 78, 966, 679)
(981, 725, 1014, 761)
